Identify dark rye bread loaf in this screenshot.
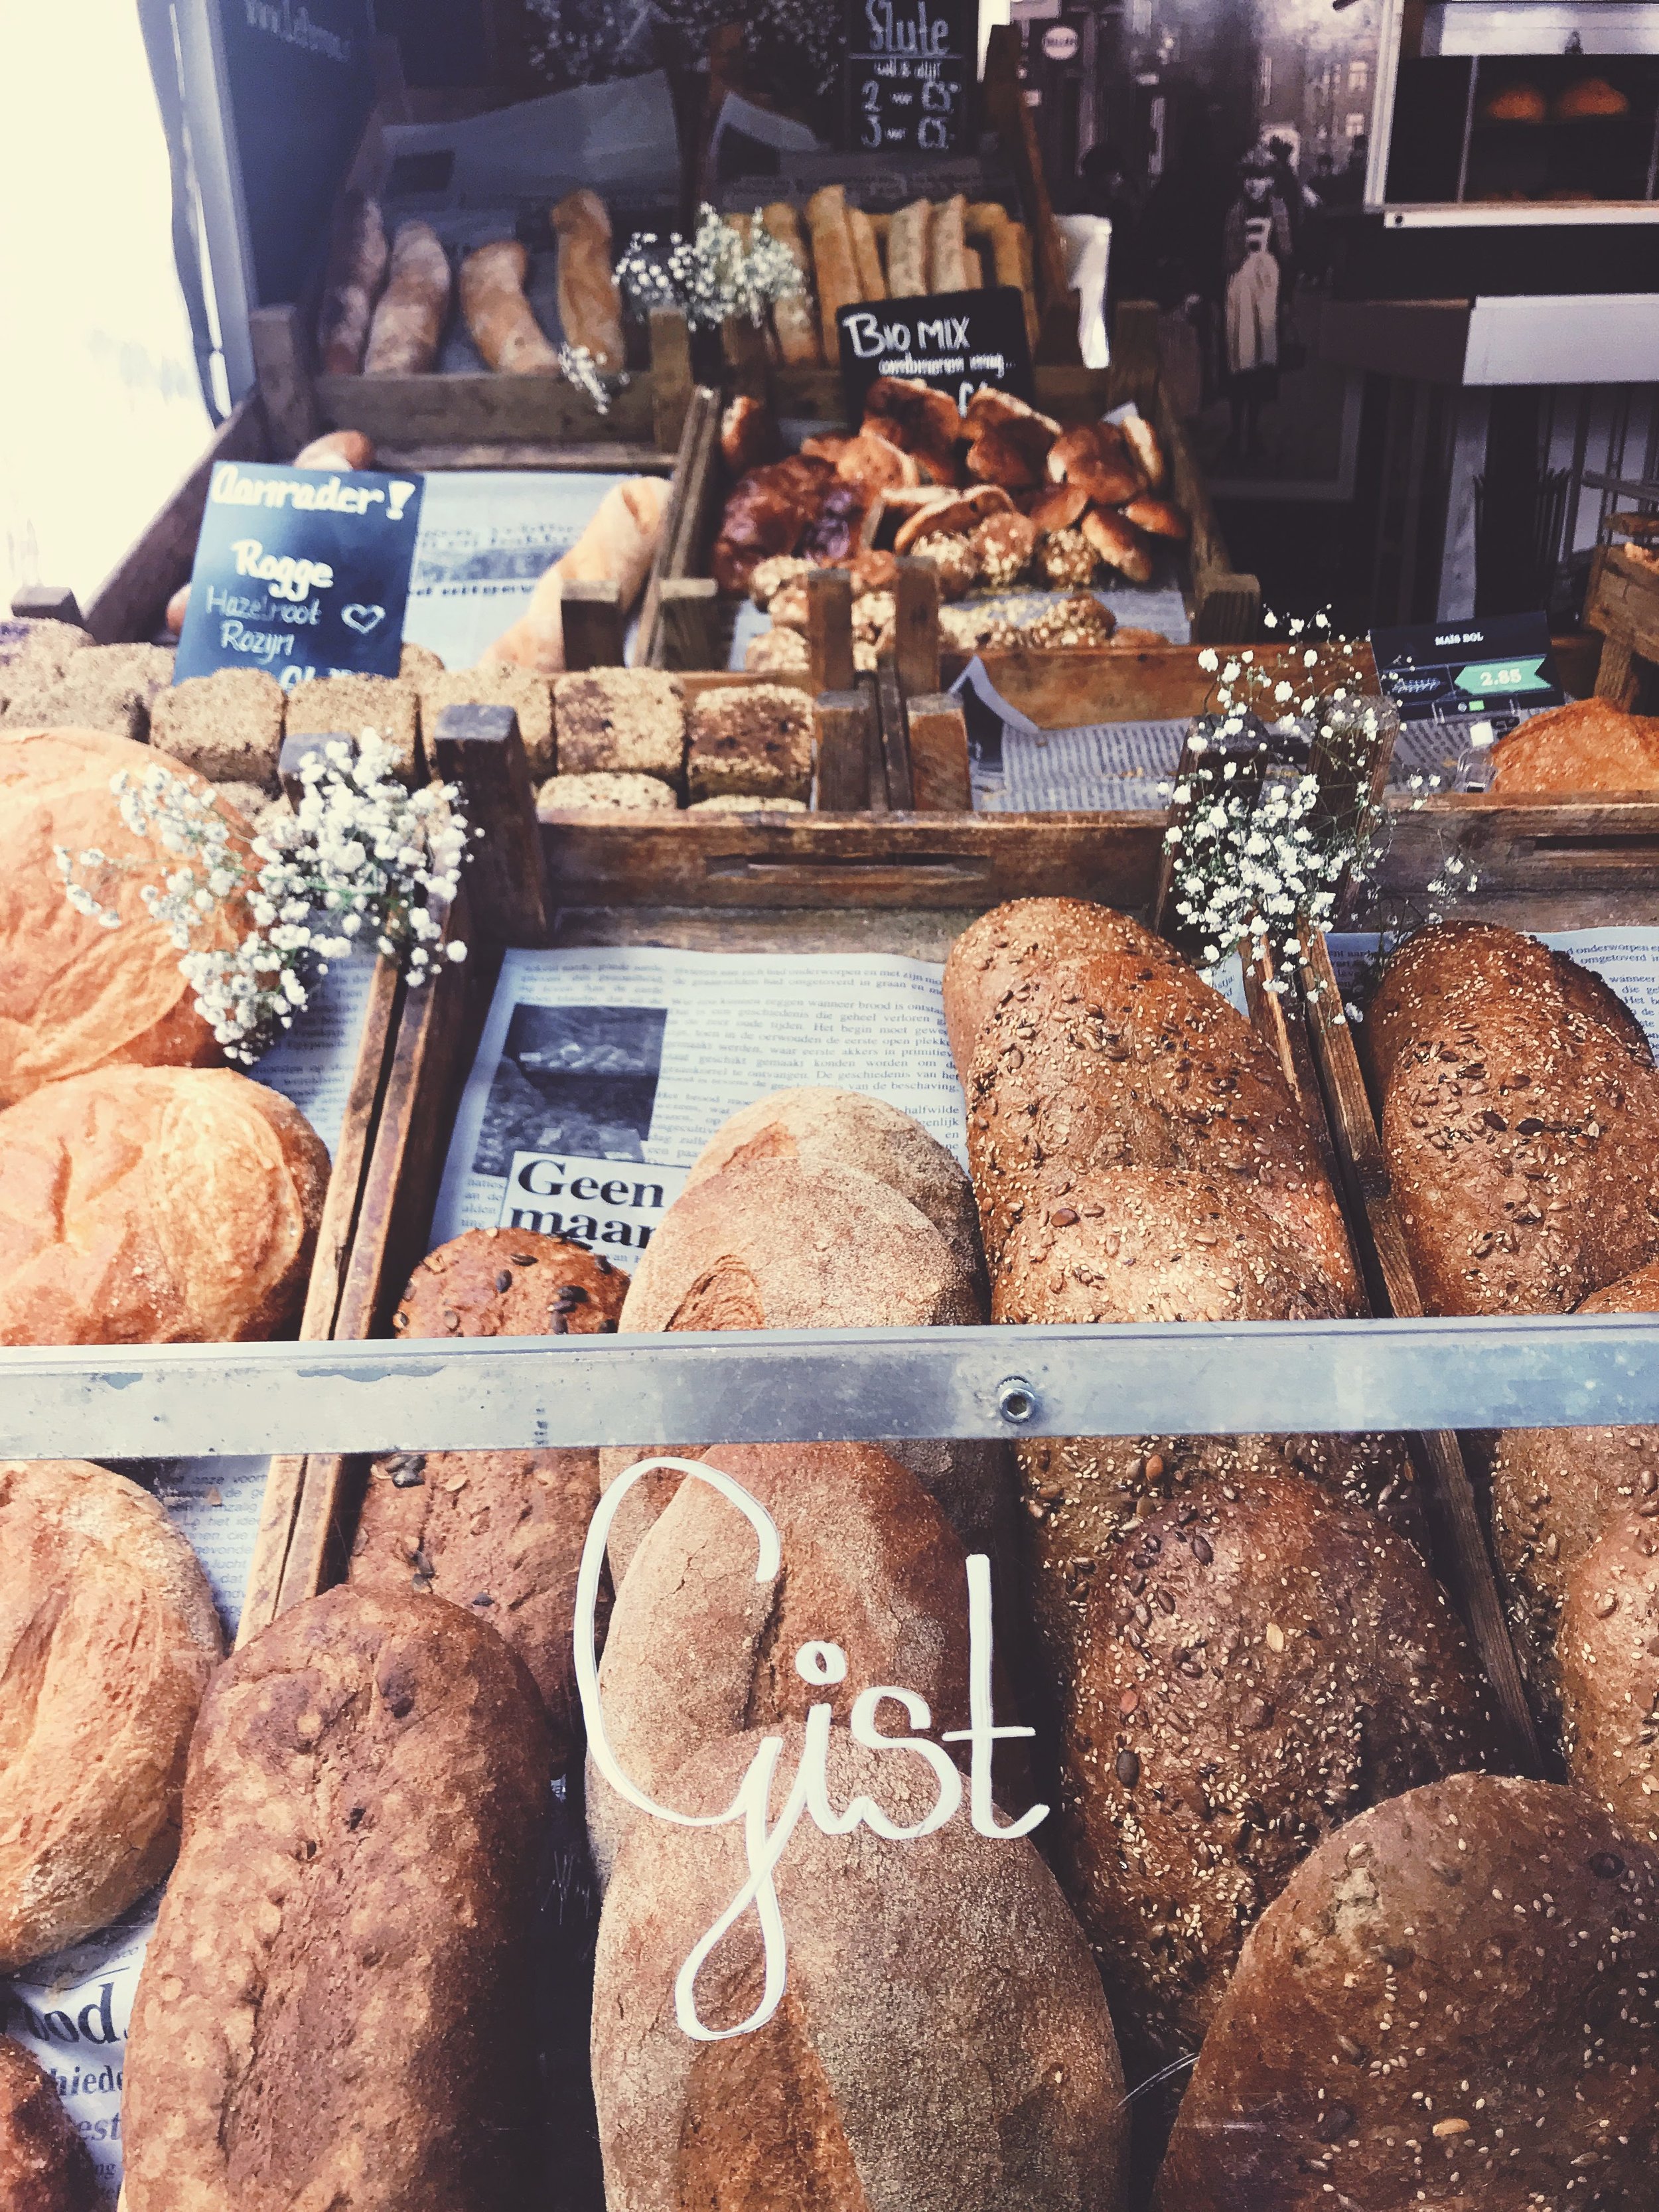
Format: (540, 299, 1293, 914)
(1489, 1257, 1659, 1725)
(593, 1727, 1127, 2211)
(1152, 1773, 1659, 2212)
(587, 1441, 1022, 1885)
(941, 897, 1180, 1084)
(1559, 1514, 1659, 1844)
(966, 948, 1357, 1300)
(1061, 1473, 1494, 2082)
(991, 1169, 1419, 1704)
(122, 1586, 550, 2212)
(597, 1157, 1001, 1584)
(1363, 922, 1659, 1314)
(682, 1086, 985, 1300)
(0, 2036, 99, 2212)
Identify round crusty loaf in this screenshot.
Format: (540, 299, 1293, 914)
(1560, 1514, 1659, 1844)
(0, 1065, 330, 1344)
(1060, 1471, 1494, 2081)
(1152, 1773, 1659, 2211)
(593, 1726, 1127, 2212)
(1490, 697, 1659, 795)
(682, 1086, 985, 1299)
(587, 1441, 1019, 1886)
(597, 1157, 998, 1582)
(1489, 1256, 1659, 1722)
(0, 2036, 100, 2212)
(0, 727, 248, 1106)
(0, 1459, 222, 1972)
(967, 949, 1357, 1299)
(122, 1585, 551, 2212)
(941, 897, 1179, 1084)
(349, 1445, 605, 1773)
(392, 1225, 626, 1337)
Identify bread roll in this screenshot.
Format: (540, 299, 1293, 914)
(588, 1440, 1005, 1883)
(1364, 922, 1659, 1314)
(1048, 423, 1145, 506)
(164, 581, 189, 636)
(315, 191, 388, 375)
(760, 202, 822, 367)
(122, 1587, 550, 2212)
(551, 188, 625, 373)
(460, 238, 560, 374)
(487, 476, 670, 673)
(805, 186, 861, 356)
(1082, 506, 1156, 583)
(0, 1459, 222, 1971)
(928, 192, 970, 291)
(1118, 409, 1167, 492)
(0, 728, 247, 1105)
(293, 427, 377, 469)
(888, 197, 932, 296)
(1490, 696, 1659, 794)
(593, 1727, 1127, 2211)
(1481, 80, 1548, 121)
(0, 1066, 330, 1344)
(682, 1086, 984, 1295)
(1557, 73, 1629, 118)
(1153, 1773, 1659, 2211)
(363, 219, 451, 375)
(0, 2035, 100, 2212)
(1061, 1471, 1493, 2079)
(846, 204, 887, 300)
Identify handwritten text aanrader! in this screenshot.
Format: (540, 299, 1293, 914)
(577, 1457, 1048, 2043)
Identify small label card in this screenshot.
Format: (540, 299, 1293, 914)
(837, 285, 1035, 419)
(1370, 609, 1563, 725)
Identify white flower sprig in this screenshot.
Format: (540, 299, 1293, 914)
(616, 205, 806, 332)
(558, 340, 626, 417)
(55, 733, 470, 1066)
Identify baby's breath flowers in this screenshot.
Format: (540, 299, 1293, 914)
(557, 340, 626, 417)
(616, 205, 806, 332)
(56, 733, 469, 1066)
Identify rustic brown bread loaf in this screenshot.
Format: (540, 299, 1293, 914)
(0, 1459, 221, 1971)
(349, 1445, 604, 1773)
(682, 1086, 985, 1298)
(1152, 1773, 1659, 2211)
(587, 1441, 1022, 1885)
(941, 897, 1179, 1084)
(991, 1168, 1415, 1702)
(1061, 1471, 1494, 2081)
(597, 1157, 997, 1583)
(122, 1585, 550, 2212)
(392, 1224, 626, 1337)
(1489, 696, 1659, 794)
(593, 1726, 1127, 2211)
(0, 2037, 99, 2212)
(1559, 1514, 1659, 1844)
(967, 948, 1357, 1298)
(1365, 921, 1659, 1314)
(1489, 1256, 1659, 1722)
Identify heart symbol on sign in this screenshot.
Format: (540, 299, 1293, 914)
(341, 604, 386, 635)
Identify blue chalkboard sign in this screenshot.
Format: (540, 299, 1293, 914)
(175, 459, 425, 689)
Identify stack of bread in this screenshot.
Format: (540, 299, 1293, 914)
(534, 669, 815, 816)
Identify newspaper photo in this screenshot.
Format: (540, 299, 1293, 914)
(431, 945, 969, 1260)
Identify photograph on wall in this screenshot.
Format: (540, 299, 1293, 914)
(1015, 0, 1382, 498)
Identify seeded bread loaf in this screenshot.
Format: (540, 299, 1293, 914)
(122, 1585, 550, 2212)
(684, 682, 813, 805)
(1152, 1773, 1659, 2211)
(1364, 922, 1659, 1313)
(588, 1441, 1007, 1884)
(415, 662, 555, 781)
(151, 667, 286, 792)
(553, 668, 685, 786)
(1489, 696, 1659, 794)
(0, 2036, 99, 2212)
(392, 1226, 626, 1338)
(1060, 1471, 1494, 2081)
(593, 1727, 1127, 2212)
(940, 899, 1178, 1084)
(0, 1459, 222, 1972)
(1559, 1513, 1659, 1844)
(537, 770, 678, 814)
(284, 672, 420, 784)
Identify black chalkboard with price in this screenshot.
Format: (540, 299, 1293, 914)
(844, 0, 973, 157)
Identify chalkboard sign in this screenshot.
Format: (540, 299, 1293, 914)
(837, 287, 1035, 418)
(844, 0, 973, 157)
(1370, 611, 1563, 725)
(175, 460, 425, 690)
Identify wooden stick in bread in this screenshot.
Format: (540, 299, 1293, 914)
(847, 206, 887, 301)
(761, 201, 823, 367)
(551, 189, 625, 373)
(928, 194, 970, 293)
(888, 198, 932, 298)
(806, 186, 861, 356)
(316, 192, 389, 376)
(487, 477, 670, 673)
(461, 240, 561, 375)
(364, 220, 451, 375)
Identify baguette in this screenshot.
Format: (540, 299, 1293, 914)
(760, 200, 822, 366)
(806, 185, 861, 354)
(847, 204, 887, 299)
(962, 243, 983, 288)
(551, 188, 625, 373)
(363, 219, 450, 374)
(887, 197, 932, 296)
(315, 190, 388, 375)
(486, 477, 669, 672)
(460, 238, 560, 375)
(928, 192, 970, 291)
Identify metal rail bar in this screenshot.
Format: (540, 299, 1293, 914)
(3, 1315, 1659, 1459)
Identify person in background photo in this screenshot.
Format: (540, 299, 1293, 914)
(1221, 149, 1291, 463)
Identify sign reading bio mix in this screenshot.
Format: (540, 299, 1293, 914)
(175, 461, 425, 689)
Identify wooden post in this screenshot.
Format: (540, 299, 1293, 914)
(808, 568, 855, 693)
(906, 694, 972, 811)
(1595, 631, 1642, 710)
(863, 672, 889, 814)
(893, 559, 942, 696)
(877, 664, 915, 810)
(656, 579, 723, 669)
(649, 308, 694, 453)
(561, 579, 626, 671)
(721, 313, 772, 398)
(814, 689, 871, 812)
(250, 303, 324, 459)
(430, 702, 551, 946)
(10, 584, 84, 627)
(279, 729, 356, 810)
(1110, 299, 1162, 408)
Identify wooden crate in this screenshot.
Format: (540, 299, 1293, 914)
(1586, 539, 1659, 711)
